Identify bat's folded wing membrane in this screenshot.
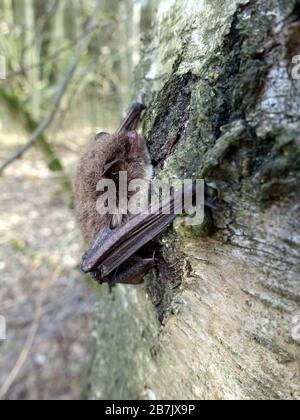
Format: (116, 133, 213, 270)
(100, 213, 177, 277)
(81, 184, 199, 277)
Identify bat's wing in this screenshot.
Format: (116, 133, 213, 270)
(81, 184, 210, 278)
(116, 101, 146, 134)
(98, 212, 177, 278)
(81, 226, 113, 271)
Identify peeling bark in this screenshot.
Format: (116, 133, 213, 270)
(87, 0, 300, 400)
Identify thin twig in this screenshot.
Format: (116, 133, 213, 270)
(0, 0, 102, 176)
(9, 23, 101, 79)
(0, 265, 63, 400)
(20, 0, 60, 61)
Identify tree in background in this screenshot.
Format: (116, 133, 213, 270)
(0, 0, 150, 180)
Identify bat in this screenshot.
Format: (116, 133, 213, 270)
(75, 96, 216, 286)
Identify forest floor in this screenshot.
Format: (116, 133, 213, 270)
(0, 107, 100, 400)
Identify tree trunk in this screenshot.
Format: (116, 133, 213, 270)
(87, 0, 300, 400)
(24, 0, 41, 119)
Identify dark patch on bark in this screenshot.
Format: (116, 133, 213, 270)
(147, 72, 199, 167)
(146, 240, 184, 324)
(214, 10, 245, 134)
(289, 0, 300, 23)
(285, 20, 300, 61)
(204, 3, 270, 139)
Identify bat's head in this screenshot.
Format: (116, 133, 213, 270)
(87, 131, 152, 230)
(97, 130, 152, 183)
(76, 116, 152, 243)
(90, 130, 152, 184)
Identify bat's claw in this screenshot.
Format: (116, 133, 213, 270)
(204, 200, 223, 212)
(151, 251, 156, 265)
(91, 270, 104, 285)
(139, 91, 147, 106)
(81, 251, 93, 273)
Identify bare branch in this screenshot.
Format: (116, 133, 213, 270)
(8, 22, 101, 79)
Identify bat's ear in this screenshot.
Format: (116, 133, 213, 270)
(95, 132, 110, 141)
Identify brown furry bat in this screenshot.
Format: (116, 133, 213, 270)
(75, 100, 156, 285)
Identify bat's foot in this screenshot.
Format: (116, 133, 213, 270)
(91, 270, 105, 285)
(84, 252, 155, 287)
(109, 266, 121, 289)
(89, 256, 155, 287)
(91, 270, 117, 294)
(112, 256, 154, 285)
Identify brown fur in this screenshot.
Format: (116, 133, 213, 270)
(75, 132, 151, 244)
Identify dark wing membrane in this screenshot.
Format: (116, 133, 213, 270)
(82, 184, 200, 276)
(81, 227, 112, 271)
(116, 102, 146, 134)
(82, 210, 160, 273)
(100, 213, 176, 277)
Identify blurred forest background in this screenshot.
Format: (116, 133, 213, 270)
(0, 0, 153, 400)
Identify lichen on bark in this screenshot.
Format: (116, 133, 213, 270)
(88, 0, 300, 400)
